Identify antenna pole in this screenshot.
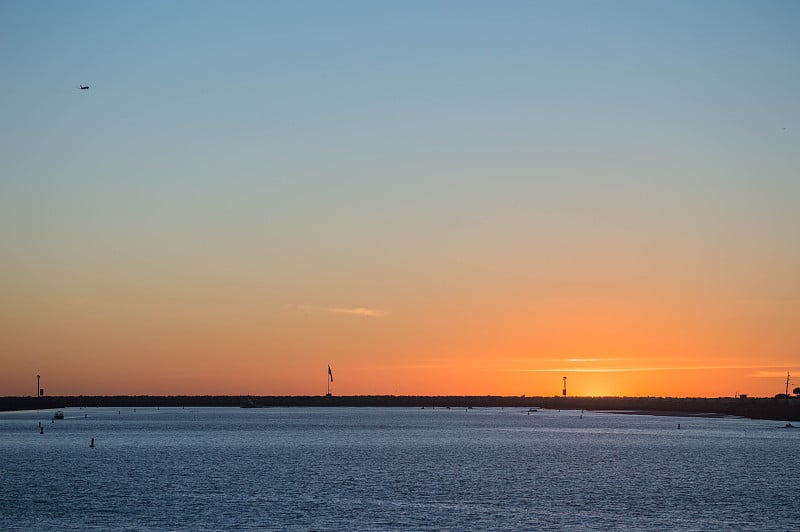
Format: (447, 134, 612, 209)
(786, 371, 791, 397)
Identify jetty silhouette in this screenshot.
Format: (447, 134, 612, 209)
(2, 395, 798, 421)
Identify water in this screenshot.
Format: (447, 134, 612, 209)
(1, 407, 798, 531)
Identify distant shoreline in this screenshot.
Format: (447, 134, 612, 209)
(1, 395, 798, 421)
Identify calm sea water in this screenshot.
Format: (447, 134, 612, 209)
(1, 407, 797, 531)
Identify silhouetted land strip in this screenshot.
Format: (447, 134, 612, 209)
(1, 395, 798, 420)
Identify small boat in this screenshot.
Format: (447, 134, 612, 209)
(53, 411, 64, 420)
(239, 398, 263, 409)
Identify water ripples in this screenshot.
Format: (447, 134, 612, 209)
(1, 407, 797, 530)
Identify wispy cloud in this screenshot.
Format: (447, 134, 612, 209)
(516, 365, 793, 374)
(540, 357, 632, 364)
(329, 307, 387, 318)
(564, 358, 627, 363)
(750, 370, 793, 378)
(286, 304, 387, 318)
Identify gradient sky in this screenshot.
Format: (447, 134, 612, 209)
(2, 1, 798, 397)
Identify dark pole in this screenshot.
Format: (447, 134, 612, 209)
(37, 374, 40, 398)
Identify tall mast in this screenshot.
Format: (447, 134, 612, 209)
(786, 371, 791, 397)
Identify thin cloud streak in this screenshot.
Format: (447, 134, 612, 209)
(542, 357, 631, 363)
(286, 304, 387, 318)
(516, 365, 793, 374)
(330, 307, 387, 318)
(564, 358, 627, 363)
(750, 370, 794, 378)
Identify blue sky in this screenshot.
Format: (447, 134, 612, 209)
(1, 1, 798, 396)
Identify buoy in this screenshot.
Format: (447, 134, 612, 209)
(90, 438, 95, 448)
(40, 427, 43, 434)
(678, 423, 681, 430)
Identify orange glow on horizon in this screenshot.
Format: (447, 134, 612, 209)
(1, 246, 796, 399)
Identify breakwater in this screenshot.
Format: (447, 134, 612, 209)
(2, 395, 798, 420)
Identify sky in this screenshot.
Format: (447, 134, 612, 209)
(1, 0, 798, 398)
